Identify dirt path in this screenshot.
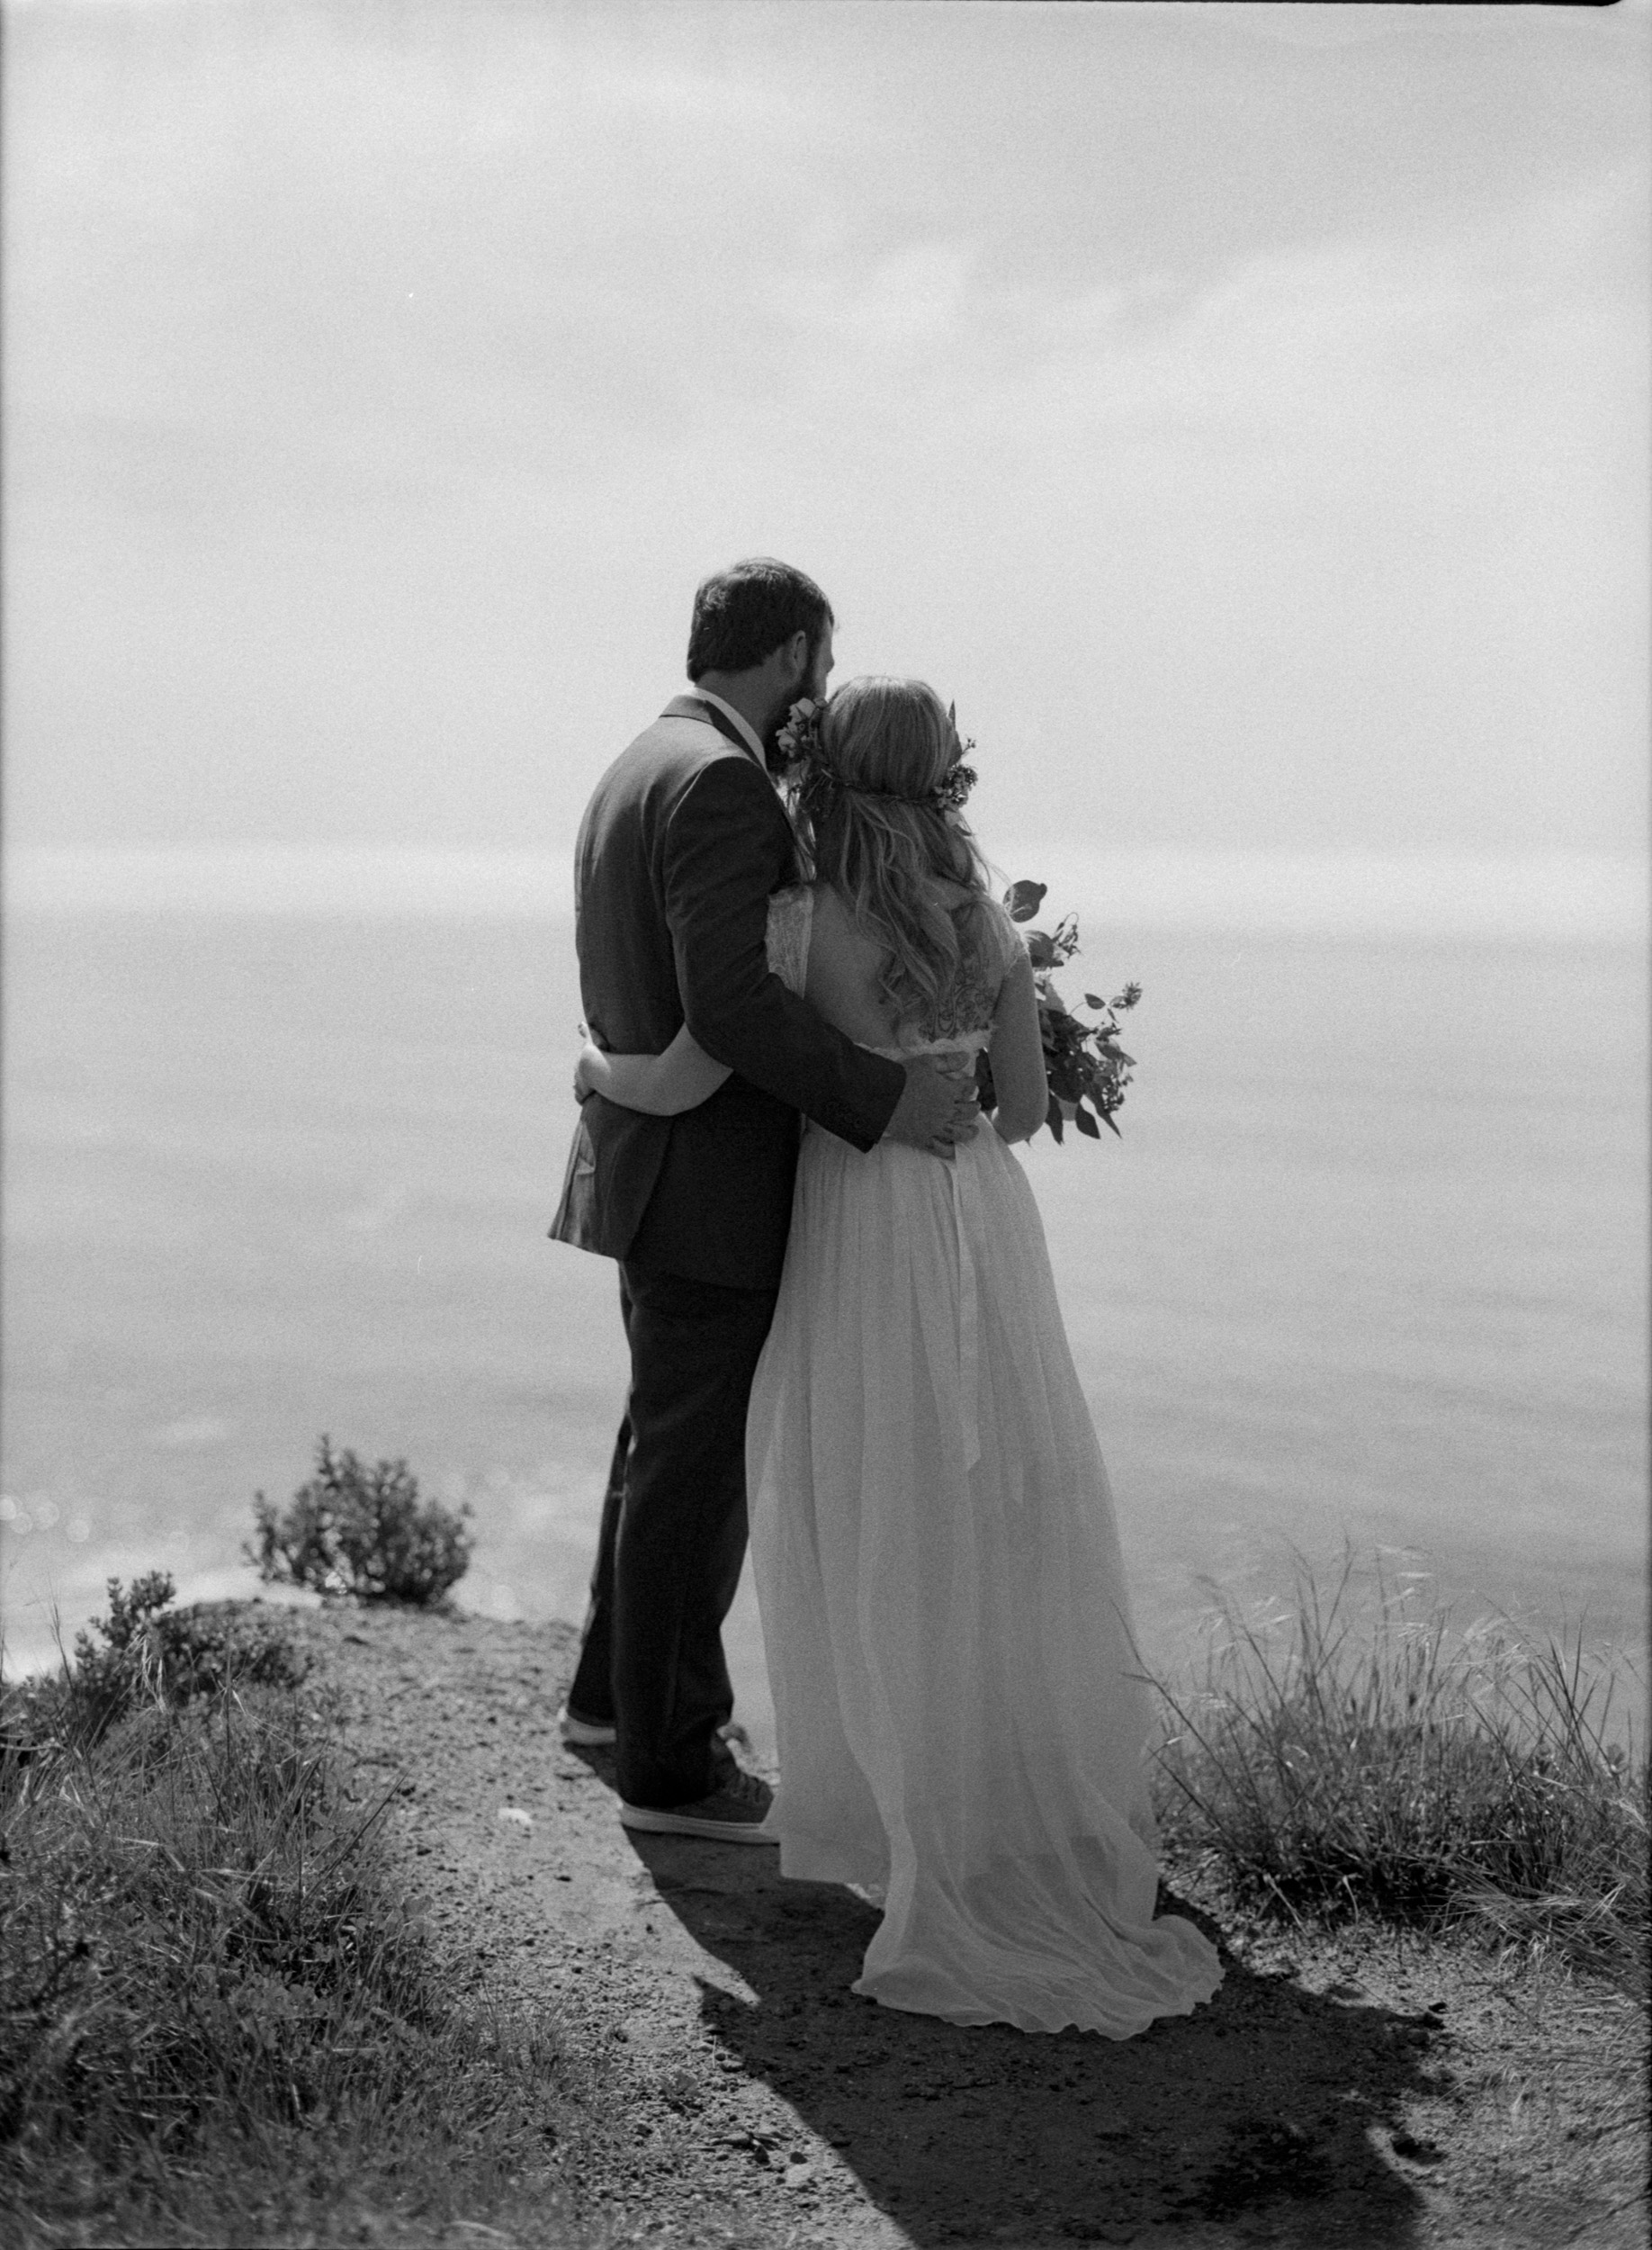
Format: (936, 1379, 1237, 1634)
(290, 1600, 1646, 2250)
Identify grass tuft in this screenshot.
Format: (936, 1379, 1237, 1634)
(1, 1625, 582, 2246)
(1150, 1553, 1648, 1990)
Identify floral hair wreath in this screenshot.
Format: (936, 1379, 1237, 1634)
(775, 698, 978, 818)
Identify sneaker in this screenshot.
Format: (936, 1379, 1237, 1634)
(558, 1703, 616, 1747)
(619, 1767, 777, 1844)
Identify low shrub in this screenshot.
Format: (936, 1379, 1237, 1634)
(4, 1574, 307, 1753)
(247, 1436, 473, 1606)
(1151, 1553, 1648, 1989)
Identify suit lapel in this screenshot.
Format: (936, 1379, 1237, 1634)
(663, 693, 768, 772)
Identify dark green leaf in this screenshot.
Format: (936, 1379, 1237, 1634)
(1045, 1096, 1064, 1143)
(1005, 879, 1047, 922)
(1073, 1103, 1101, 1139)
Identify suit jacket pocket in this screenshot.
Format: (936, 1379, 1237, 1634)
(548, 1112, 600, 1252)
(548, 1101, 669, 1260)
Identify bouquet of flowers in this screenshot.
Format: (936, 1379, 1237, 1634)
(977, 879, 1141, 1142)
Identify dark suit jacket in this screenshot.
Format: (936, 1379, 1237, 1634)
(549, 696, 906, 1288)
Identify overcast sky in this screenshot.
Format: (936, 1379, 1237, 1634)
(5, 0, 1647, 868)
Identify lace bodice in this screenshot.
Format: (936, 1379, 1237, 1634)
(765, 884, 1022, 1058)
(765, 886, 816, 1001)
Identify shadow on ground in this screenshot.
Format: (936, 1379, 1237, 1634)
(624, 1828, 1444, 2246)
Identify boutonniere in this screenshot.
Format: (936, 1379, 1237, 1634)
(774, 698, 822, 778)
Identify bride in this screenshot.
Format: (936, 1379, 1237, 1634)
(576, 675, 1222, 2038)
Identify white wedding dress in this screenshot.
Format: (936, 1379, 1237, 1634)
(748, 886, 1223, 2037)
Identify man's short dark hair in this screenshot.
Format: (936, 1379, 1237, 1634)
(686, 557, 834, 680)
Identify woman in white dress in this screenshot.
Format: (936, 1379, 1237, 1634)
(577, 676, 1222, 2038)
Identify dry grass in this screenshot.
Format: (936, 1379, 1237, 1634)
(1150, 1553, 1648, 1992)
(0, 1635, 587, 2247)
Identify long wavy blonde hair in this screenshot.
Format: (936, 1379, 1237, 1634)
(792, 675, 993, 1036)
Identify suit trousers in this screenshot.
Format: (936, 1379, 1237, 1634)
(568, 1262, 779, 1808)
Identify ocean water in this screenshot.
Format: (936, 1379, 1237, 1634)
(3, 908, 1646, 1754)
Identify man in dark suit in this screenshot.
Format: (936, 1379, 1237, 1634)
(550, 558, 976, 1840)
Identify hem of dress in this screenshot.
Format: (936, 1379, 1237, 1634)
(850, 1962, 1225, 2039)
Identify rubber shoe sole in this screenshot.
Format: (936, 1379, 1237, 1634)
(619, 1800, 777, 1844)
(557, 1705, 616, 1747)
(560, 1708, 750, 1752)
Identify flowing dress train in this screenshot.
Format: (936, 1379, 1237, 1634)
(747, 886, 1222, 2036)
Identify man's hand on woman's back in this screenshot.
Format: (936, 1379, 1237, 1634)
(883, 1054, 981, 1157)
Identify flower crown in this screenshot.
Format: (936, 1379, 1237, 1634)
(775, 698, 978, 816)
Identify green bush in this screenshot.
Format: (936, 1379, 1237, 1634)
(1151, 1553, 1648, 1988)
(4, 1574, 307, 1753)
(247, 1436, 473, 1607)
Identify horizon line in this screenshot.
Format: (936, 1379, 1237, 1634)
(4, 843, 1645, 940)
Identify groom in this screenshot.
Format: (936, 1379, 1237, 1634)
(550, 558, 976, 1840)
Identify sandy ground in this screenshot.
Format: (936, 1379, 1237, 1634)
(289, 1601, 1647, 2250)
